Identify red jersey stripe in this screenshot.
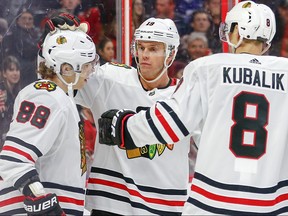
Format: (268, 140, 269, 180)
(58, 196, 84, 206)
(2, 145, 35, 163)
(0, 195, 24, 207)
(155, 107, 179, 142)
(88, 178, 185, 206)
(192, 184, 288, 206)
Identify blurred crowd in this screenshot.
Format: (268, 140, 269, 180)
(0, 0, 287, 179)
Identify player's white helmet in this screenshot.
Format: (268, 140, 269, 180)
(42, 29, 97, 74)
(134, 17, 180, 57)
(133, 17, 180, 83)
(219, 1, 276, 53)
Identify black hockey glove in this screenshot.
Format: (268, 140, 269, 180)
(38, 13, 89, 53)
(98, 109, 136, 149)
(21, 180, 65, 216)
(24, 193, 65, 216)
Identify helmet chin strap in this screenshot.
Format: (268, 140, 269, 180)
(56, 72, 81, 99)
(225, 32, 270, 55)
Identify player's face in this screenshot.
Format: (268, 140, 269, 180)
(136, 41, 166, 80)
(73, 59, 98, 89)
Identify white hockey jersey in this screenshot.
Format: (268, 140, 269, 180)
(125, 53, 288, 215)
(76, 62, 190, 215)
(0, 80, 87, 215)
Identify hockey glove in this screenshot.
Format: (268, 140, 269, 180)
(98, 109, 136, 149)
(21, 181, 65, 216)
(24, 193, 65, 216)
(38, 13, 89, 52)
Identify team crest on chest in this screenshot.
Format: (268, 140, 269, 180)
(109, 62, 132, 69)
(34, 81, 57, 92)
(78, 122, 87, 176)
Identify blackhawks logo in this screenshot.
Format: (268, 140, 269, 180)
(109, 62, 132, 69)
(56, 35, 67, 44)
(79, 122, 87, 176)
(34, 81, 57, 92)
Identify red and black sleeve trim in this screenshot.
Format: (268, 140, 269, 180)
(158, 101, 189, 137)
(6, 136, 42, 157)
(14, 170, 38, 189)
(145, 108, 168, 144)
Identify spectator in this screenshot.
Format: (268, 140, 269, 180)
(3, 9, 40, 87)
(178, 10, 213, 61)
(176, 0, 204, 24)
(185, 32, 211, 62)
(103, 17, 117, 60)
(78, 6, 103, 45)
(0, 18, 9, 65)
(153, 0, 187, 36)
(58, 0, 81, 15)
(0, 55, 21, 150)
(187, 10, 212, 34)
(132, 0, 146, 34)
(1, 0, 27, 25)
(204, 0, 222, 53)
(97, 37, 115, 65)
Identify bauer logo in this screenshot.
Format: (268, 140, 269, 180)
(24, 196, 58, 212)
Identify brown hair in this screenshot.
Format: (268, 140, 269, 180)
(38, 62, 56, 79)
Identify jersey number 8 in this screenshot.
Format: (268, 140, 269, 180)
(230, 91, 269, 159)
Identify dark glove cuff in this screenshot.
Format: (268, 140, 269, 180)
(24, 193, 64, 216)
(120, 114, 137, 150)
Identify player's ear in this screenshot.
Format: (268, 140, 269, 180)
(166, 49, 176, 65)
(230, 24, 240, 44)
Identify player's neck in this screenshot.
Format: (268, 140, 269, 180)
(140, 74, 171, 91)
(235, 43, 262, 55)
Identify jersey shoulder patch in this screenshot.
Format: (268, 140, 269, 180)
(108, 62, 132, 69)
(34, 81, 57, 92)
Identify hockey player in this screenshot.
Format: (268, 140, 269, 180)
(80, 17, 192, 216)
(98, 1, 288, 215)
(43, 15, 191, 215)
(0, 28, 98, 215)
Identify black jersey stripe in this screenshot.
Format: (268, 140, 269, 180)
(0, 155, 25, 163)
(63, 208, 84, 215)
(14, 169, 38, 189)
(187, 197, 288, 215)
(158, 101, 189, 136)
(194, 172, 288, 194)
(86, 190, 181, 216)
(42, 182, 85, 194)
(0, 186, 17, 195)
(90, 167, 187, 196)
(145, 108, 167, 144)
(0, 208, 26, 215)
(5, 136, 42, 157)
